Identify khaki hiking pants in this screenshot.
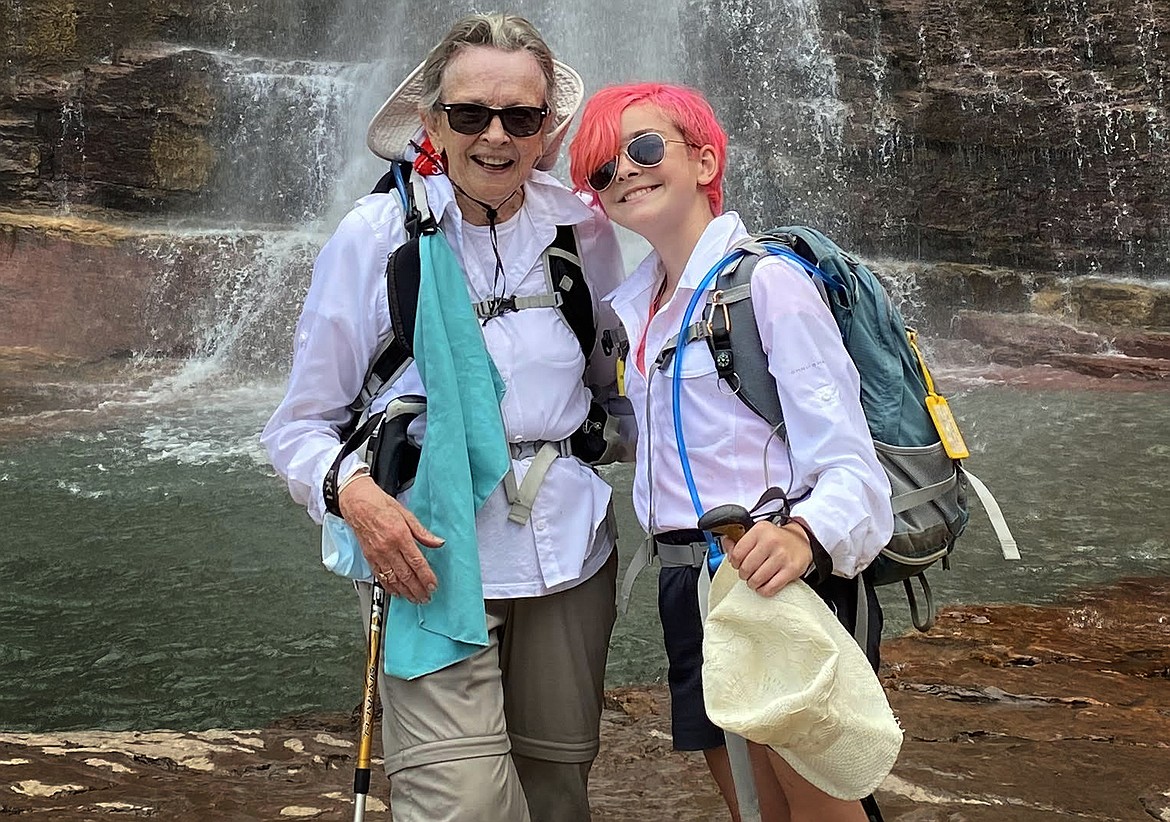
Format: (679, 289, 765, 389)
(355, 548, 618, 822)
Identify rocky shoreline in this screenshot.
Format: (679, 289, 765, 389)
(3, 577, 1167, 821)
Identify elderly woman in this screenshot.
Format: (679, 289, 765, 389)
(262, 13, 627, 822)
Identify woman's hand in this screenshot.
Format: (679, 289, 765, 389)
(339, 476, 445, 603)
(723, 520, 813, 598)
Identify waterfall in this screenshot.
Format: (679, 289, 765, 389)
(138, 1, 697, 374)
(683, 0, 849, 235)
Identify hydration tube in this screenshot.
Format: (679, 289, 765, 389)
(671, 241, 839, 574)
(671, 249, 747, 573)
(760, 243, 844, 294)
(391, 162, 410, 210)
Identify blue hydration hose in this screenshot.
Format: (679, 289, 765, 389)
(671, 249, 745, 573)
(671, 241, 839, 574)
(391, 163, 409, 209)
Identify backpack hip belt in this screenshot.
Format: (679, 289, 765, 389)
(501, 438, 573, 526)
(652, 529, 709, 568)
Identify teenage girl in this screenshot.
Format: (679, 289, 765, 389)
(568, 84, 893, 822)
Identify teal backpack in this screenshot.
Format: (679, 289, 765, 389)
(704, 226, 1018, 631)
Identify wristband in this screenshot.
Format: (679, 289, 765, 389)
(338, 465, 371, 496)
(787, 517, 833, 587)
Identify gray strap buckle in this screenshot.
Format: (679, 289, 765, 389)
(502, 440, 571, 525)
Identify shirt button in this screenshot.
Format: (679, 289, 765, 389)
(535, 520, 547, 531)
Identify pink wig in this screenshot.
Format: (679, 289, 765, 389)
(569, 83, 728, 215)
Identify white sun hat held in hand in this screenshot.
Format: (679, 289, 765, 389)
(702, 560, 903, 800)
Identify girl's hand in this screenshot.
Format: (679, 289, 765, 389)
(723, 520, 813, 598)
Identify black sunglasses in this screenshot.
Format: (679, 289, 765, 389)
(440, 103, 549, 138)
(587, 132, 696, 193)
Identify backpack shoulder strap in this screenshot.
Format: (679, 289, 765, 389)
(705, 228, 851, 433)
(543, 225, 596, 362)
(340, 162, 435, 435)
(706, 240, 785, 430)
(469, 225, 595, 362)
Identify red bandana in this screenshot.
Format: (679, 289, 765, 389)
(412, 135, 444, 176)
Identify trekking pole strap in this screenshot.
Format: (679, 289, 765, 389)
(324, 410, 386, 517)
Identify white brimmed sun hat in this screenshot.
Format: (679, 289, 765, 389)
(366, 57, 584, 172)
(702, 561, 903, 801)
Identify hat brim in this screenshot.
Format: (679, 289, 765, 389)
(366, 58, 583, 172)
(702, 562, 903, 800)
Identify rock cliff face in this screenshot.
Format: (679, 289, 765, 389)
(683, 0, 1170, 277)
(1, 0, 1168, 361)
(1, 46, 220, 215)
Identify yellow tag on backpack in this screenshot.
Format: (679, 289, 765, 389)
(906, 329, 970, 459)
(926, 394, 970, 459)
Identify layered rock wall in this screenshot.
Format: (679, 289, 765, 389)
(683, 0, 1170, 277)
(5, 0, 1169, 272)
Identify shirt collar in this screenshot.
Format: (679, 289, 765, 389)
(677, 211, 748, 289)
(606, 211, 748, 309)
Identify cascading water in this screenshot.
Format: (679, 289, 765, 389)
(54, 99, 86, 212)
(683, 0, 850, 236)
(137, 0, 696, 372)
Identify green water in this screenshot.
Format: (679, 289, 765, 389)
(1, 368, 1167, 732)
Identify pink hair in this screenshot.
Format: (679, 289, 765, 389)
(569, 83, 727, 215)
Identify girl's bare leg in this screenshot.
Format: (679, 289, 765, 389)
(703, 743, 791, 822)
(765, 747, 869, 822)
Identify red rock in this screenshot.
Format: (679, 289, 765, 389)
(2, 578, 1167, 820)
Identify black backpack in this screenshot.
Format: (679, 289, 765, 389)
(322, 162, 605, 516)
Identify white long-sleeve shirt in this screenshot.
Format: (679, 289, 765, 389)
(262, 170, 627, 598)
(606, 212, 893, 578)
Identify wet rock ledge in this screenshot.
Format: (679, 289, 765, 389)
(2, 578, 1168, 821)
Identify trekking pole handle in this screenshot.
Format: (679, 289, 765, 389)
(699, 504, 755, 542)
(698, 504, 756, 572)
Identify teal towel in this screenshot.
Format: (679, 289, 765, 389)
(384, 230, 511, 680)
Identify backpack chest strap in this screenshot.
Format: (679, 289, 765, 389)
(652, 321, 710, 372)
(473, 292, 564, 320)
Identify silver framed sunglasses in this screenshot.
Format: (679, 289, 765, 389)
(587, 132, 696, 192)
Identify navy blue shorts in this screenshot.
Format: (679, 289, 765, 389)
(658, 563, 884, 752)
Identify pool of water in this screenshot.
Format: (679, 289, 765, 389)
(1, 363, 1167, 732)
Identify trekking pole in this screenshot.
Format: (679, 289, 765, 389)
(698, 504, 763, 822)
(353, 580, 386, 822)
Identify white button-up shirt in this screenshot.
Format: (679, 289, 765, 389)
(262, 170, 626, 598)
(606, 213, 893, 578)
